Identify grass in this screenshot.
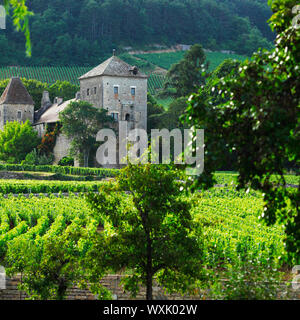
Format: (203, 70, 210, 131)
(134, 51, 248, 71)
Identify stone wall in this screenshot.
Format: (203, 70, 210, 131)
(53, 133, 72, 164)
(0, 274, 299, 300)
(80, 75, 147, 131)
(80, 77, 104, 110)
(0, 103, 34, 130)
(102, 75, 147, 131)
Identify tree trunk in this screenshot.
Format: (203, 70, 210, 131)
(57, 279, 67, 300)
(83, 149, 90, 167)
(146, 235, 153, 300)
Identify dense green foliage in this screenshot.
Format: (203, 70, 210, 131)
(0, 194, 98, 299)
(0, 0, 273, 66)
(22, 148, 54, 166)
(86, 163, 206, 300)
(193, 188, 285, 268)
(60, 100, 113, 167)
(3, 0, 33, 56)
(185, 0, 300, 264)
(0, 184, 285, 299)
(164, 45, 209, 98)
(58, 156, 74, 167)
(0, 121, 40, 163)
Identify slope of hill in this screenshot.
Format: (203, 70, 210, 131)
(0, 50, 247, 97)
(132, 51, 248, 72)
(0, 66, 165, 95)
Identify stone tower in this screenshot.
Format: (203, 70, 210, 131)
(0, 77, 35, 130)
(79, 55, 148, 131)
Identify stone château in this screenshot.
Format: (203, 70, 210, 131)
(0, 55, 148, 165)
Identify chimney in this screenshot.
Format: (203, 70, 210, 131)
(41, 91, 51, 109)
(75, 92, 81, 100)
(35, 91, 52, 123)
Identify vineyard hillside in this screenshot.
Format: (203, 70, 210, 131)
(0, 51, 248, 96)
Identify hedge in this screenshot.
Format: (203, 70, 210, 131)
(0, 164, 119, 178)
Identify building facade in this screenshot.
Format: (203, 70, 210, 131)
(79, 55, 147, 131)
(0, 77, 34, 131)
(0, 56, 148, 166)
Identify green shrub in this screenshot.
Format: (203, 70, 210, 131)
(58, 157, 74, 167)
(0, 163, 119, 178)
(23, 149, 54, 166)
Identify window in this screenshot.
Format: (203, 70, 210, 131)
(111, 113, 119, 121)
(94, 87, 97, 94)
(131, 87, 136, 96)
(87, 88, 90, 96)
(114, 86, 119, 95)
(17, 111, 22, 119)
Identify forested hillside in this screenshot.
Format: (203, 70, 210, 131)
(0, 0, 274, 66)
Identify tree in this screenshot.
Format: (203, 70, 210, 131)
(185, 0, 300, 264)
(86, 162, 205, 300)
(3, 0, 33, 56)
(0, 120, 40, 163)
(59, 100, 113, 167)
(21, 78, 48, 110)
(0, 1, 273, 65)
(164, 44, 209, 98)
(147, 93, 164, 133)
(49, 81, 79, 104)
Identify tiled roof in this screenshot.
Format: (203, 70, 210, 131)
(0, 77, 34, 105)
(79, 56, 147, 80)
(34, 99, 76, 124)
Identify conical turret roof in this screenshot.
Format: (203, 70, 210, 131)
(0, 77, 34, 105)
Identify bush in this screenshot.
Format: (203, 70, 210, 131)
(22, 149, 54, 166)
(0, 163, 119, 178)
(58, 157, 74, 167)
(0, 121, 40, 164)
